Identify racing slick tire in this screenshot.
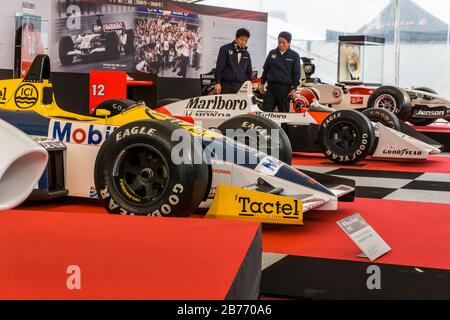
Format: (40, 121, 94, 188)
(59, 36, 74, 66)
(124, 30, 135, 55)
(367, 86, 412, 121)
(217, 114, 293, 165)
(408, 87, 438, 126)
(318, 110, 376, 165)
(95, 99, 138, 116)
(362, 108, 401, 131)
(105, 32, 120, 60)
(94, 120, 209, 217)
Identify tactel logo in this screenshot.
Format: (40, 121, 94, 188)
(237, 194, 300, 219)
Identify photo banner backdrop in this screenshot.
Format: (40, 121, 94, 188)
(50, 0, 268, 79)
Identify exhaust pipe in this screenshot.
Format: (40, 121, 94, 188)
(0, 119, 48, 211)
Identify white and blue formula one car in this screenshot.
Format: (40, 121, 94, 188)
(0, 55, 355, 225)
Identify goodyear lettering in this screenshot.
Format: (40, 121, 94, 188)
(187, 96, 247, 111)
(382, 149, 423, 156)
(52, 121, 115, 145)
(116, 127, 157, 141)
(149, 184, 184, 217)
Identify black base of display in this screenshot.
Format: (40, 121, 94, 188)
(261, 256, 450, 300)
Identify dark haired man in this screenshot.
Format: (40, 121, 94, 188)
(215, 28, 253, 94)
(259, 31, 301, 112)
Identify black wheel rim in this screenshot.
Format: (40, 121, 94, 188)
(327, 121, 361, 153)
(113, 144, 169, 206)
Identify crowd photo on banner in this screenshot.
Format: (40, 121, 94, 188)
(134, 14, 202, 78)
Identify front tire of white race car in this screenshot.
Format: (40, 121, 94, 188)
(217, 114, 293, 165)
(318, 110, 376, 165)
(368, 86, 412, 121)
(362, 108, 401, 131)
(94, 120, 209, 217)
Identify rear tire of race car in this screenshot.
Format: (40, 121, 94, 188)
(318, 110, 376, 165)
(94, 120, 210, 217)
(367, 86, 412, 121)
(105, 32, 120, 60)
(362, 108, 401, 131)
(59, 36, 74, 66)
(124, 30, 135, 55)
(95, 99, 138, 116)
(407, 87, 438, 126)
(217, 115, 293, 165)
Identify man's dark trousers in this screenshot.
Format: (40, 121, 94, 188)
(262, 83, 291, 112)
(220, 80, 244, 94)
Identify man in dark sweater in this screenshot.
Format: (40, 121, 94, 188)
(215, 28, 253, 94)
(259, 32, 301, 112)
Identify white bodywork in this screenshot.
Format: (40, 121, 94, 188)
(161, 88, 441, 160)
(0, 119, 48, 211)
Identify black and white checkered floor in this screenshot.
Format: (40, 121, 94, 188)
(294, 153, 450, 205)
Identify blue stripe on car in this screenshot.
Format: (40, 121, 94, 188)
(0, 110, 50, 136)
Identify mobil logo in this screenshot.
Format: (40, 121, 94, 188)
(51, 120, 117, 145)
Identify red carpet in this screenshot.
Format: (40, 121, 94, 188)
(0, 210, 260, 300)
(293, 153, 450, 174)
(262, 198, 450, 270)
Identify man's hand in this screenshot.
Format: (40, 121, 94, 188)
(289, 89, 297, 98)
(215, 84, 222, 94)
(258, 83, 265, 95)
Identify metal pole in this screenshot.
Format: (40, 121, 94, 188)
(394, 0, 401, 86)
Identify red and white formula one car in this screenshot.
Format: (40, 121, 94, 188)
(156, 81, 442, 165)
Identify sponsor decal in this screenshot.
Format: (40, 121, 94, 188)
(382, 149, 424, 157)
(206, 184, 303, 225)
(89, 187, 98, 199)
(254, 112, 288, 120)
(116, 126, 157, 141)
(212, 168, 232, 175)
(51, 121, 117, 145)
(15, 84, 39, 109)
(185, 110, 232, 118)
(271, 54, 276, 59)
(255, 157, 283, 176)
(0, 87, 7, 104)
(186, 96, 248, 111)
(350, 96, 364, 105)
(413, 108, 446, 117)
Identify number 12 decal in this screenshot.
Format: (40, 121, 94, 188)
(92, 84, 105, 97)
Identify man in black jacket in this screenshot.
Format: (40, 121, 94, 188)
(259, 32, 301, 112)
(215, 28, 253, 94)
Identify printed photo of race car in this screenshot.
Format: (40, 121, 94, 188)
(0, 55, 355, 224)
(301, 57, 450, 126)
(58, 15, 135, 66)
(156, 80, 442, 165)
